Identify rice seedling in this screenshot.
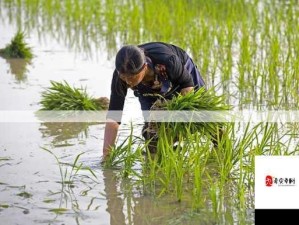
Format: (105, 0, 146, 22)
(103, 87, 234, 203)
(39, 80, 109, 110)
(103, 119, 298, 219)
(41, 147, 97, 190)
(150, 87, 232, 147)
(2, 0, 299, 224)
(41, 147, 100, 217)
(103, 123, 146, 179)
(2, 0, 299, 111)
(102, 136, 138, 170)
(0, 31, 33, 59)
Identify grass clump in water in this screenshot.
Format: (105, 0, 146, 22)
(40, 80, 109, 110)
(0, 31, 33, 59)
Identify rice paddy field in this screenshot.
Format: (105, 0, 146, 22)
(1, 0, 299, 224)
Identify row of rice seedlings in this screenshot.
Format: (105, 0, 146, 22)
(2, 0, 299, 109)
(160, 122, 296, 211)
(39, 80, 109, 110)
(0, 31, 33, 59)
(0, 0, 245, 60)
(104, 89, 231, 207)
(104, 119, 298, 219)
(100, 92, 297, 220)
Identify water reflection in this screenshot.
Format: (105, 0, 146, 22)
(103, 169, 126, 225)
(0, 57, 30, 82)
(38, 122, 97, 145)
(102, 169, 198, 225)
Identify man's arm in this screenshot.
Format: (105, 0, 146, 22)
(102, 119, 119, 160)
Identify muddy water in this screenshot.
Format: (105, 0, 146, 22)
(0, 8, 220, 225)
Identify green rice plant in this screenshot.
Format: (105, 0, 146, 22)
(102, 137, 136, 169)
(151, 87, 231, 145)
(41, 147, 97, 189)
(103, 136, 143, 178)
(40, 80, 109, 110)
(140, 150, 160, 194)
(155, 124, 184, 199)
(103, 124, 146, 179)
(0, 31, 33, 59)
(42, 147, 99, 215)
(41, 147, 65, 192)
(153, 87, 229, 111)
(101, 87, 233, 202)
(2, 0, 299, 111)
(142, 124, 212, 202)
(100, 119, 298, 216)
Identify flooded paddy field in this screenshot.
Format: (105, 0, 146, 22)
(1, 1, 299, 224)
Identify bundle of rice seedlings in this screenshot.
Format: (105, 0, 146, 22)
(0, 31, 33, 59)
(153, 87, 230, 111)
(149, 87, 232, 145)
(40, 80, 109, 110)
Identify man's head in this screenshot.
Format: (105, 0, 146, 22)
(115, 45, 147, 87)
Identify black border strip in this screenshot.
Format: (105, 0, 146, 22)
(255, 209, 299, 223)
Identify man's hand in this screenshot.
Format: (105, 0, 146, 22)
(180, 86, 194, 95)
(102, 119, 119, 162)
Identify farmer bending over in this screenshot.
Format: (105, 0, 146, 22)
(102, 42, 205, 161)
